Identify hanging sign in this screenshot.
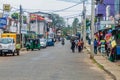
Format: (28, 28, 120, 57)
(3, 4, 11, 12)
(0, 17, 7, 29)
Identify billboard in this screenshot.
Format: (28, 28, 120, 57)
(0, 18, 7, 29)
(30, 14, 44, 21)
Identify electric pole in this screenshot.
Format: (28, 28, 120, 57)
(83, 1, 86, 47)
(19, 5, 22, 47)
(90, 0, 95, 58)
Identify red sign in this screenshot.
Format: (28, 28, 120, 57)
(30, 14, 44, 21)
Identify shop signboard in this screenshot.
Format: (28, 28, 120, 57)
(0, 17, 7, 29)
(100, 21, 115, 25)
(3, 4, 11, 12)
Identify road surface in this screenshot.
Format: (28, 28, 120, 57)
(0, 40, 113, 80)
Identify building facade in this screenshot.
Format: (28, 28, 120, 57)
(95, 0, 115, 31)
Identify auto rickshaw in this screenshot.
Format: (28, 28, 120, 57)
(25, 38, 41, 51)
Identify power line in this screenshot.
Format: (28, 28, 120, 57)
(62, 13, 81, 17)
(57, 0, 88, 3)
(63, 14, 82, 19)
(51, 2, 83, 12)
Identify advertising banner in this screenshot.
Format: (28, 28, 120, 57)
(0, 17, 7, 29)
(30, 14, 44, 21)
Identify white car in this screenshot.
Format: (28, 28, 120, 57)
(0, 37, 18, 56)
(40, 38, 47, 48)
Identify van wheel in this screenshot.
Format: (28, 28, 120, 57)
(12, 51, 15, 56)
(4, 53, 7, 56)
(0, 51, 2, 56)
(17, 50, 19, 55)
(32, 49, 33, 51)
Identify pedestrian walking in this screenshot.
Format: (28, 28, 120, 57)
(81, 39, 84, 50)
(71, 39, 75, 53)
(94, 38, 98, 54)
(75, 39, 78, 49)
(77, 39, 82, 53)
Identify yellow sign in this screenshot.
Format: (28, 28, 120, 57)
(111, 40, 116, 48)
(3, 4, 11, 12)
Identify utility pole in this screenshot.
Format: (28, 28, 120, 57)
(83, 1, 86, 47)
(28, 13, 31, 31)
(90, 0, 95, 58)
(19, 5, 22, 47)
(36, 15, 38, 34)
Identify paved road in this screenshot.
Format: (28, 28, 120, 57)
(0, 40, 113, 80)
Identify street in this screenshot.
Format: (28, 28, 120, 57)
(0, 40, 113, 80)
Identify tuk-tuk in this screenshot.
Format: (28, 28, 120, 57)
(0, 33, 21, 56)
(25, 38, 41, 51)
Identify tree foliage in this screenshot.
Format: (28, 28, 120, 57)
(11, 13, 19, 19)
(11, 13, 27, 24)
(72, 18, 79, 34)
(50, 13, 65, 28)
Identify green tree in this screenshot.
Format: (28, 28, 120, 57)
(23, 16, 27, 24)
(50, 13, 65, 28)
(62, 25, 72, 36)
(72, 18, 79, 34)
(86, 18, 91, 30)
(11, 13, 19, 20)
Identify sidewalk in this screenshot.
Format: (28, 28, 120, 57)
(20, 48, 26, 51)
(86, 44, 120, 80)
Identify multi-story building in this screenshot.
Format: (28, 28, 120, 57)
(30, 12, 52, 38)
(115, 0, 120, 15)
(114, 0, 120, 26)
(95, 0, 115, 31)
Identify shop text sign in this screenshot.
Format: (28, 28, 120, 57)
(0, 18, 7, 29)
(3, 4, 11, 12)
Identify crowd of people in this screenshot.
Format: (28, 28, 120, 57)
(93, 38, 116, 62)
(70, 38, 84, 53)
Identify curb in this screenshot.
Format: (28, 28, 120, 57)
(85, 47, 117, 80)
(20, 48, 26, 51)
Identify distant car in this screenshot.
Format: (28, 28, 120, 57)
(40, 39, 47, 48)
(47, 38, 54, 46)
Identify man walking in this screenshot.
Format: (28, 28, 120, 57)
(77, 39, 82, 53)
(71, 40, 76, 53)
(94, 38, 98, 54)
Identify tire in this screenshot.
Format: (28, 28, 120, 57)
(4, 53, 7, 56)
(17, 50, 19, 55)
(12, 51, 15, 56)
(32, 49, 34, 51)
(0, 51, 2, 56)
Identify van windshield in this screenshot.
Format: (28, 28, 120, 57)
(0, 38, 13, 44)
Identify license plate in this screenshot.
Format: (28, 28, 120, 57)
(2, 50, 8, 52)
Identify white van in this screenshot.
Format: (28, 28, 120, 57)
(0, 37, 18, 56)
